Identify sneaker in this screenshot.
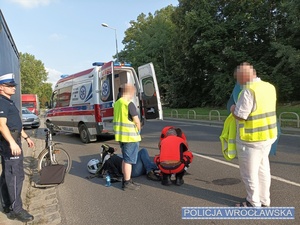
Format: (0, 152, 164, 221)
(147, 170, 161, 181)
(122, 180, 140, 191)
(8, 209, 34, 222)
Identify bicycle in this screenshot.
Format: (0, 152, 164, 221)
(37, 125, 72, 173)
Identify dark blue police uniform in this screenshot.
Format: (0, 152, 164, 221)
(0, 95, 24, 213)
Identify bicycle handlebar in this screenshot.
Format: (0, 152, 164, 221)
(44, 121, 61, 131)
(44, 128, 51, 132)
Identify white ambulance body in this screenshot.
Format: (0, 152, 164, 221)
(45, 61, 163, 143)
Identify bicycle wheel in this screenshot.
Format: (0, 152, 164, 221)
(37, 147, 72, 173)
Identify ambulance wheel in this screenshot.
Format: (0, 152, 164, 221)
(79, 124, 90, 143)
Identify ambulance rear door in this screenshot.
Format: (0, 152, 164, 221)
(138, 62, 163, 120)
(99, 61, 115, 132)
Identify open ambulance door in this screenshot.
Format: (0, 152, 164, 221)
(99, 61, 115, 132)
(138, 62, 163, 120)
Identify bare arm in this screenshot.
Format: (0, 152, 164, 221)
(132, 115, 141, 132)
(21, 129, 35, 148)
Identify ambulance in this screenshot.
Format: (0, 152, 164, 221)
(45, 61, 163, 143)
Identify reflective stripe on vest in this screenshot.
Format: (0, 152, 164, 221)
(113, 98, 141, 142)
(239, 81, 277, 142)
(227, 138, 236, 157)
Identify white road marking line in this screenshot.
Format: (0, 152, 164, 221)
(193, 152, 300, 187)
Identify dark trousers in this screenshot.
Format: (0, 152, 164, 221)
(162, 170, 185, 180)
(106, 155, 123, 177)
(0, 155, 25, 213)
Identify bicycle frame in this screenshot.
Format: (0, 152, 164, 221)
(44, 128, 61, 165)
(38, 124, 71, 174)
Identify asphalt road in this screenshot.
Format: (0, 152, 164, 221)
(49, 119, 299, 225)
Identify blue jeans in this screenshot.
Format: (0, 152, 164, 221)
(131, 148, 158, 177)
(120, 142, 139, 164)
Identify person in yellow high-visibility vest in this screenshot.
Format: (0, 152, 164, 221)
(113, 84, 141, 191)
(230, 62, 277, 207)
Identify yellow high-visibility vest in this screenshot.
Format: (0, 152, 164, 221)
(239, 81, 277, 141)
(220, 113, 237, 161)
(113, 97, 141, 142)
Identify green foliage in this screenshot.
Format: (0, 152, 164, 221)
(120, 0, 300, 107)
(39, 83, 53, 107)
(19, 1, 300, 109)
(120, 6, 177, 104)
(20, 52, 51, 107)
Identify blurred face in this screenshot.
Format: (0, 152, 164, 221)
(123, 84, 135, 99)
(236, 64, 255, 85)
(0, 83, 16, 97)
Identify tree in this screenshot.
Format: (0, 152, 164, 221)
(39, 83, 53, 108)
(20, 52, 50, 107)
(120, 6, 177, 104)
(166, 0, 300, 106)
(270, 1, 300, 102)
(118, 0, 300, 107)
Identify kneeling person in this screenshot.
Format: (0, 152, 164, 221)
(154, 126, 193, 186)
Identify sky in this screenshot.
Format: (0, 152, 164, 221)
(1, 0, 178, 88)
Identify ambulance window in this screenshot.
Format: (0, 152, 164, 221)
(142, 77, 155, 99)
(52, 91, 58, 108)
(57, 86, 72, 107)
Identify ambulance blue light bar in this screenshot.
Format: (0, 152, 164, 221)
(60, 74, 69, 78)
(114, 62, 131, 67)
(92, 62, 105, 66)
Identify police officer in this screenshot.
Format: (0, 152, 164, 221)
(0, 73, 35, 222)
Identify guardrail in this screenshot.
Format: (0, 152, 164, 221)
(279, 112, 299, 128)
(209, 110, 221, 121)
(165, 110, 300, 128)
(170, 109, 178, 118)
(187, 110, 196, 119)
(164, 110, 300, 135)
(166, 109, 226, 121)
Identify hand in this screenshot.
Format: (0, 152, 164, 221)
(10, 142, 22, 156)
(230, 104, 236, 114)
(26, 138, 35, 148)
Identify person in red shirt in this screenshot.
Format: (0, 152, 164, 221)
(154, 126, 193, 186)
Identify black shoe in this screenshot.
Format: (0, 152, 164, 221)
(8, 209, 34, 222)
(175, 177, 184, 186)
(162, 174, 172, 186)
(122, 180, 140, 190)
(147, 170, 161, 181)
(2, 206, 11, 214)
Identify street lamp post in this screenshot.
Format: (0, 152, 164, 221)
(101, 23, 119, 62)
